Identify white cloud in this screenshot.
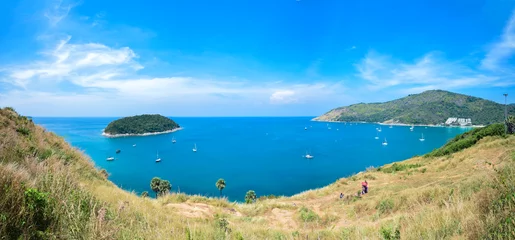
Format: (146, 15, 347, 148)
(481, 10, 515, 71)
(356, 51, 501, 92)
(44, 0, 75, 26)
(270, 90, 297, 104)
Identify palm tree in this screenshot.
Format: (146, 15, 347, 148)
(158, 180, 172, 196)
(245, 190, 257, 204)
(150, 177, 161, 198)
(216, 178, 226, 198)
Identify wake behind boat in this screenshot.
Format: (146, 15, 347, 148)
(155, 151, 161, 162)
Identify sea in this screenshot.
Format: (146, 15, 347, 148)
(32, 117, 470, 201)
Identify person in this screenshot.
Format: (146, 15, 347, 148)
(361, 180, 368, 194)
(340, 193, 344, 199)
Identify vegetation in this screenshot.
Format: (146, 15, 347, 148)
(315, 90, 515, 125)
(1, 106, 514, 239)
(103, 114, 180, 135)
(245, 190, 257, 204)
(150, 177, 172, 198)
(426, 123, 505, 157)
(216, 178, 226, 198)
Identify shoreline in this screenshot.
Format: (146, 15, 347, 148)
(102, 127, 183, 138)
(311, 119, 484, 128)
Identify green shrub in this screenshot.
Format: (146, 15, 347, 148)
(376, 199, 394, 215)
(380, 223, 401, 240)
(381, 163, 422, 173)
(16, 127, 30, 136)
(427, 123, 505, 157)
(299, 207, 319, 222)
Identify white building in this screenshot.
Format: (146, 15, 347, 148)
(445, 117, 472, 126)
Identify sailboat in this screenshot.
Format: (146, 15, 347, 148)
(172, 137, 176, 143)
(155, 151, 161, 162)
(410, 125, 414, 131)
(377, 127, 382, 132)
(132, 144, 136, 147)
(419, 133, 425, 142)
(382, 138, 388, 146)
(374, 132, 379, 140)
(192, 144, 197, 152)
(304, 151, 314, 159)
(106, 156, 114, 161)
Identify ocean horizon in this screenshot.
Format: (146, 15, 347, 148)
(33, 117, 470, 201)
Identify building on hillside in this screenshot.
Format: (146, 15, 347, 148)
(445, 117, 472, 126)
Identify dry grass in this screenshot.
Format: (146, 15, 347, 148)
(1, 107, 514, 239)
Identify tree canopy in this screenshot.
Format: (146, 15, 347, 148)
(104, 114, 180, 135)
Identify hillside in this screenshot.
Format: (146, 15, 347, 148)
(1, 107, 513, 239)
(314, 90, 515, 125)
(103, 114, 180, 136)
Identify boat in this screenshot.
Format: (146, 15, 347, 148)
(377, 127, 382, 132)
(374, 132, 379, 140)
(106, 156, 114, 161)
(337, 128, 339, 131)
(132, 144, 136, 147)
(172, 137, 176, 143)
(419, 133, 425, 141)
(155, 151, 161, 162)
(116, 149, 121, 154)
(389, 125, 393, 128)
(382, 138, 388, 146)
(304, 151, 314, 159)
(410, 126, 414, 131)
(192, 144, 197, 152)
(304, 127, 307, 130)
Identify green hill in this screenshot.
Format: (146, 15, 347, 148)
(104, 114, 180, 136)
(314, 90, 514, 125)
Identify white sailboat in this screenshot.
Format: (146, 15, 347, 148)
(410, 125, 414, 131)
(155, 151, 161, 162)
(377, 127, 382, 132)
(419, 133, 425, 142)
(304, 151, 314, 159)
(382, 138, 388, 146)
(192, 144, 197, 152)
(172, 137, 176, 143)
(106, 156, 114, 161)
(375, 132, 379, 140)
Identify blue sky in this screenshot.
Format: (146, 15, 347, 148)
(0, 0, 515, 116)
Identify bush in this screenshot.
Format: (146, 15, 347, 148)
(381, 163, 422, 173)
(16, 127, 30, 136)
(376, 199, 394, 215)
(299, 207, 319, 222)
(427, 123, 505, 157)
(380, 223, 401, 240)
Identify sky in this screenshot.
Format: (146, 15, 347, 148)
(0, 0, 515, 117)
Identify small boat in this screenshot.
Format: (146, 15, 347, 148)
(172, 137, 176, 143)
(305, 154, 314, 159)
(106, 156, 114, 161)
(389, 125, 393, 128)
(419, 133, 425, 142)
(374, 132, 379, 140)
(132, 144, 136, 147)
(155, 151, 161, 162)
(377, 127, 382, 132)
(304, 127, 307, 130)
(410, 126, 414, 131)
(116, 149, 121, 154)
(192, 144, 197, 152)
(382, 138, 388, 146)
(337, 128, 339, 131)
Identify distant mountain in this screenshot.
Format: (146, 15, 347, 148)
(314, 90, 514, 125)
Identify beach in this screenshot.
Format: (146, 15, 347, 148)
(102, 127, 183, 138)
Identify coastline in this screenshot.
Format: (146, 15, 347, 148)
(102, 127, 183, 138)
(311, 119, 484, 128)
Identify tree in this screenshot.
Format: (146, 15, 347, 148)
(150, 177, 162, 198)
(216, 178, 226, 198)
(141, 191, 149, 198)
(158, 180, 172, 196)
(245, 190, 257, 204)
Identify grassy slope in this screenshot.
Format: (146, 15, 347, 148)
(1, 107, 514, 239)
(315, 90, 515, 125)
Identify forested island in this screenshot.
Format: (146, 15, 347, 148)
(103, 114, 181, 137)
(314, 90, 514, 125)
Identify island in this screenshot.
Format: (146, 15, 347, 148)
(103, 114, 181, 137)
(313, 90, 515, 126)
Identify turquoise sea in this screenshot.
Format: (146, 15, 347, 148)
(33, 117, 470, 201)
